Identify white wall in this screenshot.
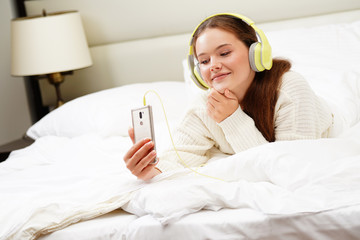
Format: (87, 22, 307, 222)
(0, 0, 32, 145)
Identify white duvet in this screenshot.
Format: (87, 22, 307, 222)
(1, 122, 360, 240)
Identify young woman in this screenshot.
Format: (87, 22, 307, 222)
(123, 13, 333, 180)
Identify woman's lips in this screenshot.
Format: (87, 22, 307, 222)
(212, 72, 230, 82)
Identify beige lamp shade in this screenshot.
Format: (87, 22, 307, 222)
(11, 11, 92, 76)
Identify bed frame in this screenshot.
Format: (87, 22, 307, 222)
(14, 0, 360, 122)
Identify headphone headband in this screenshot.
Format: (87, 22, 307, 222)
(188, 13, 273, 90)
(189, 13, 255, 48)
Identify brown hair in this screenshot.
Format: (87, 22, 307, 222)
(192, 14, 291, 142)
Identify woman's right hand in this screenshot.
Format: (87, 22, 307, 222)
(123, 127, 161, 180)
(207, 88, 239, 123)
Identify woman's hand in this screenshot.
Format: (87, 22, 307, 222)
(123, 128, 161, 180)
(207, 89, 239, 123)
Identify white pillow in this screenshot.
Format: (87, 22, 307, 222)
(27, 81, 190, 139)
(267, 20, 360, 135)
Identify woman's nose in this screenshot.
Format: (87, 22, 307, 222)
(210, 60, 222, 72)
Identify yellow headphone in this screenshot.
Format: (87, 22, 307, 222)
(187, 13, 273, 90)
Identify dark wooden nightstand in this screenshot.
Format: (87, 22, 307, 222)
(0, 136, 35, 162)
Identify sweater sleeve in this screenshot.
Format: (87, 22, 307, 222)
(156, 106, 215, 172)
(217, 107, 268, 153)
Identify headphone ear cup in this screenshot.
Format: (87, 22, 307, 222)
(194, 65, 202, 81)
(188, 54, 209, 90)
(193, 65, 209, 89)
(249, 42, 265, 72)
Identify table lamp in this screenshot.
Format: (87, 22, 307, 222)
(11, 10, 92, 108)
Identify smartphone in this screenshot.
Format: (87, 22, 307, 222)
(131, 105, 157, 163)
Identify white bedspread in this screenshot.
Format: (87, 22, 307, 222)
(1, 123, 360, 240)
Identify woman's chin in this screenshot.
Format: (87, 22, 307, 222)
(213, 85, 225, 94)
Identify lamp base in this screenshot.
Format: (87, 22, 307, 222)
(47, 72, 64, 108)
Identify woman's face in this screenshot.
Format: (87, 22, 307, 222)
(195, 27, 255, 101)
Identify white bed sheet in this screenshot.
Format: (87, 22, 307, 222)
(39, 205, 360, 240)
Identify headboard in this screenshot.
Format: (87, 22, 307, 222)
(17, 0, 360, 117)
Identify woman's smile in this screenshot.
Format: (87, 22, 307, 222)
(212, 72, 231, 82)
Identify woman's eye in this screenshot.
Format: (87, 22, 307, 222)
(220, 51, 231, 57)
(200, 59, 209, 65)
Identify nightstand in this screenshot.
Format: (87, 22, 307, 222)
(0, 136, 35, 162)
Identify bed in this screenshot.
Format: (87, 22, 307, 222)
(1, 0, 360, 239)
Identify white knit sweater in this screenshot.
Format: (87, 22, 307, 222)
(157, 71, 333, 172)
